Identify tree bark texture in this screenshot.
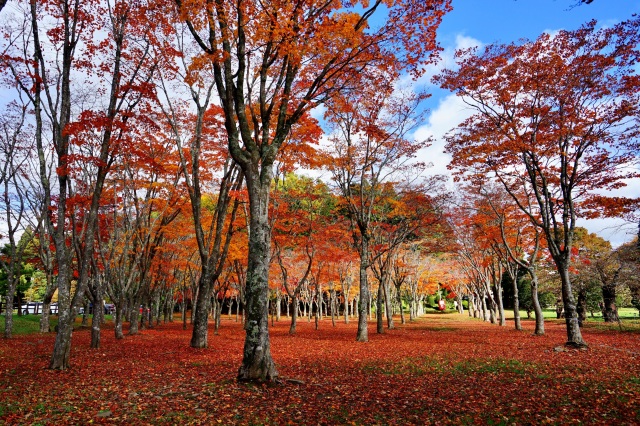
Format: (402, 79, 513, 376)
(356, 251, 370, 342)
(289, 296, 299, 335)
(237, 180, 277, 382)
(557, 264, 586, 347)
(190, 272, 213, 348)
(527, 271, 545, 335)
(511, 280, 521, 331)
(601, 284, 619, 323)
(376, 283, 384, 334)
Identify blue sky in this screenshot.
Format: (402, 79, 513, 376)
(425, 0, 640, 109)
(438, 0, 638, 45)
(416, 0, 640, 246)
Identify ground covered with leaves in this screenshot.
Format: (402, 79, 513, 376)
(1, 314, 639, 425)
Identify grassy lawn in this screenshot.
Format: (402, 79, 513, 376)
(428, 306, 640, 320)
(0, 314, 55, 335)
(512, 307, 640, 322)
(0, 314, 116, 335)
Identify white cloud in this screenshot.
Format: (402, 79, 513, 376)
(403, 33, 484, 89)
(310, 103, 327, 122)
(577, 217, 637, 248)
(454, 34, 484, 51)
(413, 94, 473, 180)
(412, 95, 639, 248)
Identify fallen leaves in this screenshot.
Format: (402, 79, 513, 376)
(0, 315, 639, 424)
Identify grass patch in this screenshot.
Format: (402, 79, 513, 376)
(362, 356, 533, 377)
(627, 377, 640, 386)
(429, 326, 458, 332)
(450, 358, 530, 375)
(0, 314, 112, 335)
(583, 320, 640, 333)
(0, 315, 57, 335)
(362, 356, 446, 376)
(503, 308, 640, 325)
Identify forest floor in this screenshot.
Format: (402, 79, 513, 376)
(1, 313, 639, 425)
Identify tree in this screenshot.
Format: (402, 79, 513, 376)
(369, 184, 447, 333)
(156, 31, 243, 347)
(323, 66, 436, 341)
(1, 0, 160, 365)
(271, 174, 338, 335)
(436, 19, 640, 347)
(98, 139, 186, 339)
(452, 208, 503, 324)
(1, 0, 90, 364)
(568, 228, 621, 322)
(476, 184, 546, 333)
(0, 99, 35, 338)
(617, 238, 640, 314)
(174, 0, 451, 380)
(396, 247, 440, 320)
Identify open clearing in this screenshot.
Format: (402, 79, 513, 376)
(1, 314, 639, 425)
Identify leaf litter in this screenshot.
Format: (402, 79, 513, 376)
(0, 314, 638, 425)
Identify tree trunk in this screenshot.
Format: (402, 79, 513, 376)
(512, 279, 521, 331)
(409, 297, 416, 321)
(601, 283, 618, 323)
(376, 283, 384, 334)
(314, 296, 319, 330)
(191, 285, 198, 324)
(529, 273, 545, 335)
(91, 303, 103, 349)
(344, 296, 349, 324)
(481, 294, 489, 322)
(48, 268, 74, 370)
(495, 283, 506, 327)
(169, 297, 176, 323)
(4, 294, 14, 339)
(237, 180, 277, 382)
(557, 264, 586, 347)
(38, 271, 56, 333)
(396, 285, 405, 325)
(289, 295, 298, 335)
(383, 280, 394, 330)
(90, 289, 104, 349)
(191, 272, 213, 348)
(149, 296, 157, 328)
(128, 304, 140, 336)
(369, 294, 374, 320)
(40, 302, 52, 333)
(182, 297, 187, 330)
(153, 299, 159, 327)
(214, 297, 222, 334)
(317, 283, 323, 321)
(331, 291, 336, 327)
(81, 299, 90, 327)
(576, 288, 587, 325)
(356, 239, 370, 342)
(114, 299, 125, 340)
